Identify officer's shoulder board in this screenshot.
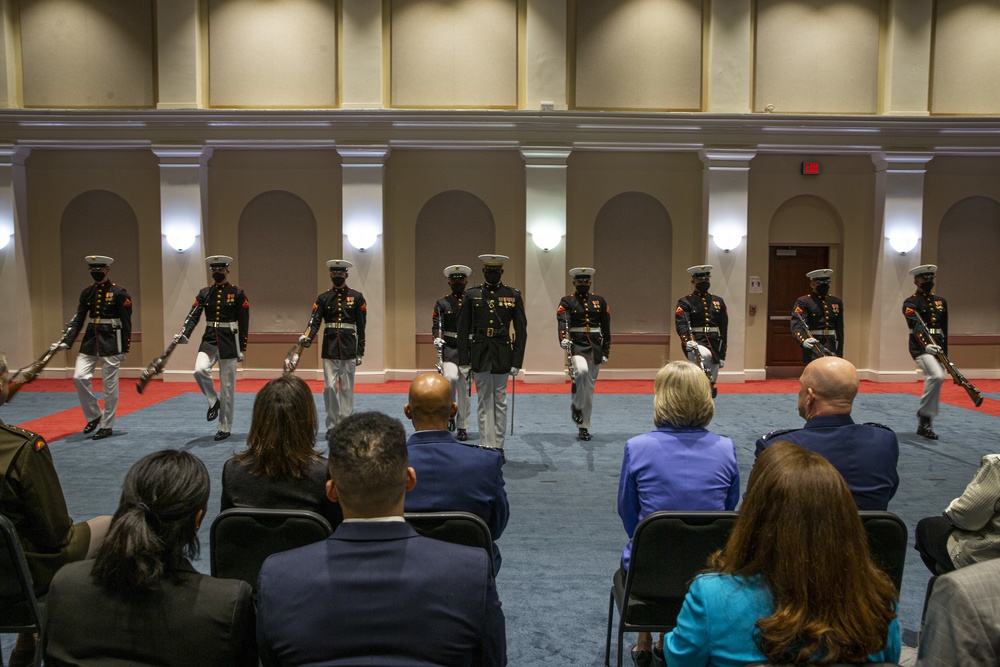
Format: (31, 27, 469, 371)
(760, 427, 800, 442)
(862, 422, 894, 432)
(0, 422, 47, 451)
(463, 442, 503, 456)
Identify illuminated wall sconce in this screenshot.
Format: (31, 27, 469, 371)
(887, 232, 918, 255)
(347, 229, 379, 252)
(531, 230, 563, 252)
(712, 230, 743, 253)
(165, 229, 198, 253)
(0, 233, 10, 251)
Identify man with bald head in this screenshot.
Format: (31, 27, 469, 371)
(403, 373, 509, 574)
(755, 357, 900, 510)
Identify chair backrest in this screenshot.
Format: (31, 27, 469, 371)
(0, 514, 44, 636)
(625, 511, 738, 622)
(210, 508, 333, 590)
(859, 511, 908, 592)
(404, 511, 495, 576)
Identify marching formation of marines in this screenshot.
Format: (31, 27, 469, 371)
(20, 252, 974, 447)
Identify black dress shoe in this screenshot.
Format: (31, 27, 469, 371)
(82, 417, 101, 434)
(207, 400, 220, 422)
(630, 644, 652, 667)
(571, 406, 583, 424)
(456, 428, 468, 441)
(917, 418, 939, 440)
(448, 416, 456, 432)
(577, 428, 592, 441)
(711, 385, 718, 398)
(92, 428, 113, 441)
(214, 431, 230, 441)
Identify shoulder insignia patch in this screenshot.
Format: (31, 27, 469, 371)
(761, 427, 799, 442)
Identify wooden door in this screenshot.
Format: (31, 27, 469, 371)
(766, 246, 829, 376)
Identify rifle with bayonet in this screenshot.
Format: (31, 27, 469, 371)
(136, 330, 188, 394)
(912, 311, 984, 407)
(7, 322, 74, 401)
(793, 311, 836, 358)
(283, 336, 309, 375)
(682, 311, 714, 384)
(561, 313, 577, 395)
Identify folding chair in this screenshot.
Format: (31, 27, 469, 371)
(210, 508, 333, 591)
(0, 515, 44, 667)
(604, 511, 737, 667)
(404, 511, 495, 576)
(860, 511, 908, 592)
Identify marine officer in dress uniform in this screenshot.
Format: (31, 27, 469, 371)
(432, 264, 472, 441)
(557, 267, 611, 442)
(903, 264, 948, 440)
(174, 255, 250, 441)
(298, 259, 367, 440)
(675, 265, 728, 397)
(456, 254, 527, 450)
(791, 268, 844, 362)
(61, 255, 132, 441)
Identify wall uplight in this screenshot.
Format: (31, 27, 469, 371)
(531, 229, 563, 252)
(712, 230, 743, 253)
(347, 228, 379, 252)
(0, 233, 10, 251)
(165, 229, 197, 253)
(888, 232, 918, 255)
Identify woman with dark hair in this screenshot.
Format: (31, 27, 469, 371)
(655, 441, 900, 666)
(221, 375, 342, 528)
(617, 360, 739, 664)
(44, 449, 256, 666)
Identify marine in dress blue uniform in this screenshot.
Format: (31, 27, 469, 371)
(903, 264, 948, 440)
(556, 267, 611, 441)
(456, 254, 527, 450)
(298, 259, 367, 438)
(62, 255, 132, 440)
(791, 268, 844, 362)
(433, 264, 472, 441)
(175, 255, 250, 441)
(675, 265, 727, 397)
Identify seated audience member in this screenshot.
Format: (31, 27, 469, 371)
(222, 375, 342, 528)
(44, 449, 257, 667)
(617, 360, 739, 665)
(656, 440, 901, 666)
(915, 453, 1000, 575)
(916, 557, 1000, 665)
(755, 356, 899, 510)
(403, 372, 508, 573)
(0, 348, 111, 667)
(257, 411, 506, 666)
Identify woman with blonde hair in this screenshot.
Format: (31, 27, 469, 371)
(617, 360, 739, 665)
(656, 440, 900, 666)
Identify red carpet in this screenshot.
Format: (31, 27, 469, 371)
(13, 377, 1000, 444)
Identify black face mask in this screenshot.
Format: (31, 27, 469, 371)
(484, 270, 502, 286)
(212, 272, 226, 283)
(575, 284, 590, 296)
(920, 281, 934, 293)
(331, 276, 346, 288)
(90, 271, 107, 282)
(695, 281, 710, 293)
(450, 281, 466, 296)
(815, 283, 830, 296)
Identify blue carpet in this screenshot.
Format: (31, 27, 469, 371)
(4, 388, 995, 664)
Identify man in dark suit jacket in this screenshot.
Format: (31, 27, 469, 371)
(257, 411, 506, 667)
(755, 356, 899, 511)
(403, 373, 509, 574)
(918, 558, 1000, 665)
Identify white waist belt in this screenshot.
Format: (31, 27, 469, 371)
(90, 318, 122, 326)
(913, 328, 943, 335)
(809, 329, 838, 337)
(207, 321, 239, 330)
(325, 323, 357, 330)
(569, 327, 602, 334)
(691, 327, 720, 333)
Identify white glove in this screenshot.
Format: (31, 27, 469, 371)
(355, 357, 363, 367)
(601, 356, 609, 365)
(560, 339, 572, 350)
(173, 333, 189, 345)
(685, 340, 699, 351)
(298, 335, 311, 348)
(509, 367, 519, 377)
(237, 350, 245, 362)
(925, 344, 943, 355)
(433, 337, 445, 350)
(718, 360, 725, 369)
(803, 337, 818, 350)
(52, 341, 70, 351)
(460, 365, 472, 377)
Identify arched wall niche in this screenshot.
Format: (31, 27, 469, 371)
(937, 195, 1000, 333)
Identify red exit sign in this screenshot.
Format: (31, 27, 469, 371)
(801, 161, 820, 175)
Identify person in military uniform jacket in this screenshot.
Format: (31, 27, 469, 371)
(456, 254, 527, 450)
(754, 357, 899, 511)
(175, 255, 250, 441)
(557, 267, 611, 442)
(675, 265, 727, 396)
(299, 259, 367, 438)
(62, 255, 132, 441)
(903, 264, 949, 440)
(790, 268, 844, 362)
(432, 264, 472, 441)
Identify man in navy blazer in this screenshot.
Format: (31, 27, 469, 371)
(256, 411, 506, 666)
(755, 356, 899, 510)
(404, 373, 509, 574)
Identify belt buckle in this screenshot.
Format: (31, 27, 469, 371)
(486, 327, 494, 337)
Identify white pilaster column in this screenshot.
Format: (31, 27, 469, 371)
(867, 152, 934, 381)
(338, 145, 389, 381)
(706, 0, 752, 113)
(521, 147, 570, 383)
(152, 145, 211, 380)
(699, 149, 755, 383)
(525, 0, 567, 110)
(883, 0, 933, 116)
(0, 145, 31, 366)
(156, 0, 204, 109)
(341, 0, 384, 109)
